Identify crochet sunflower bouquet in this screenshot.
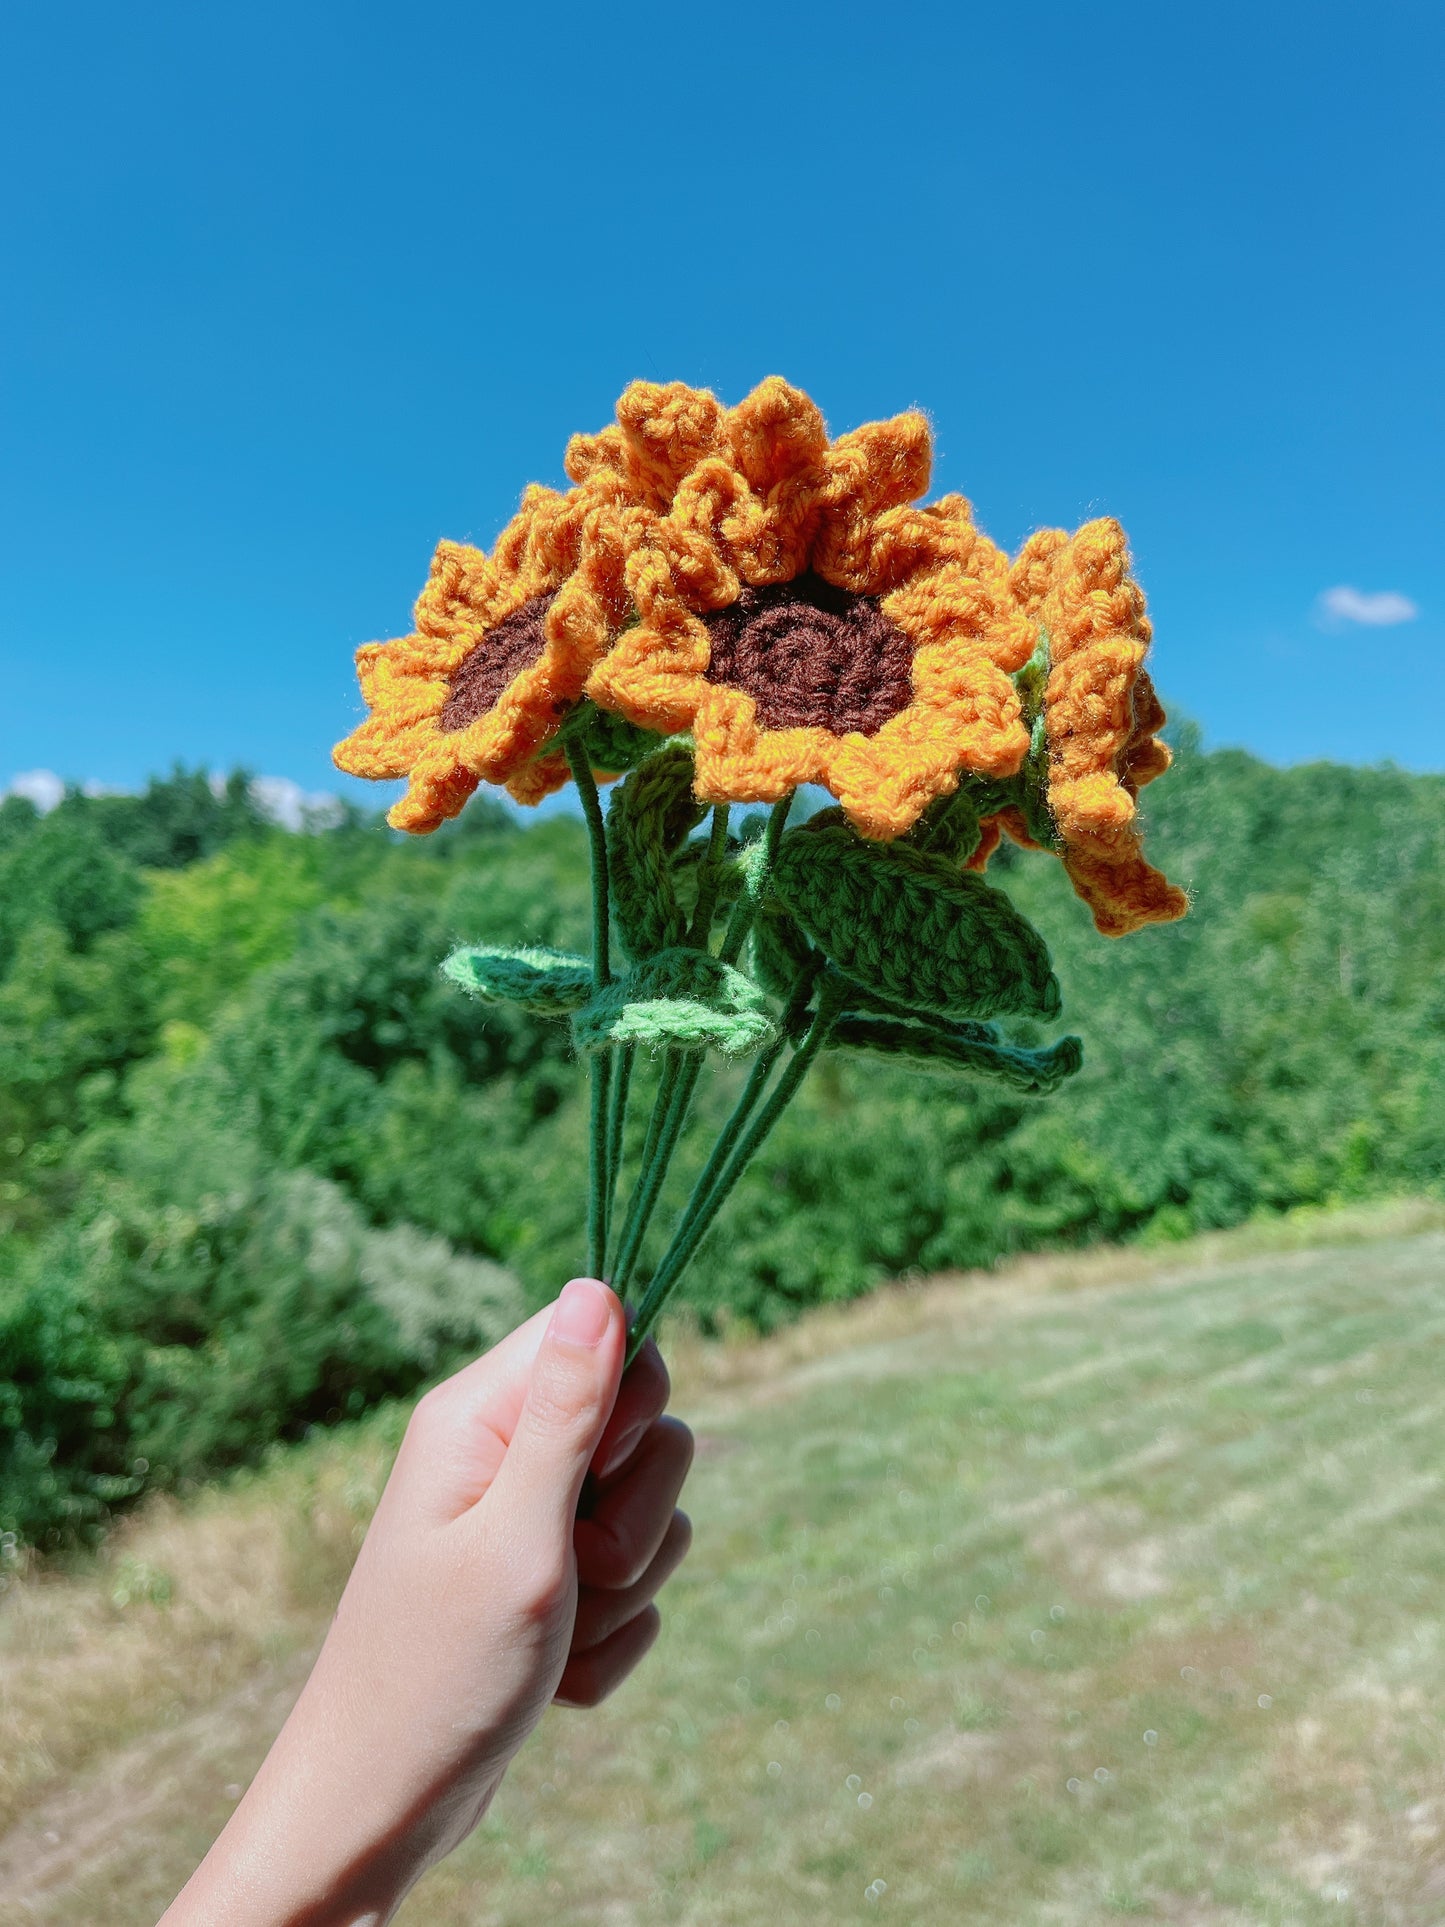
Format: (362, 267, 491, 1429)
(336, 380, 1186, 1360)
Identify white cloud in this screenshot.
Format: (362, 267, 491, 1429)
(1316, 585, 1420, 628)
(2, 769, 344, 832)
(248, 775, 345, 831)
(4, 769, 65, 812)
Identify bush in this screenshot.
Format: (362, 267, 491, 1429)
(0, 1156, 520, 1545)
(3, 742, 1443, 1543)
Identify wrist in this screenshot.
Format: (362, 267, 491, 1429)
(160, 1679, 440, 1927)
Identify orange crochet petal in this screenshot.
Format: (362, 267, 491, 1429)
(1043, 518, 1155, 845)
(340, 378, 1188, 879)
(1009, 527, 1069, 620)
(813, 415, 933, 590)
(387, 740, 485, 833)
(726, 377, 829, 493)
(1062, 844, 1190, 937)
(504, 748, 573, 807)
(997, 515, 1187, 935)
(964, 814, 1004, 872)
(334, 479, 629, 830)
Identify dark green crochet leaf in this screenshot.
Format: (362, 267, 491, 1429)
(908, 786, 983, 863)
(606, 745, 705, 962)
(571, 948, 776, 1057)
(828, 1013, 1083, 1093)
(772, 820, 1062, 1022)
(670, 832, 744, 928)
(574, 703, 668, 773)
(442, 945, 594, 1015)
(832, 977, 1002, 1031)
(751, 899, 816, 1001)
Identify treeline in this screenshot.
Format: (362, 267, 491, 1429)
(3, 740, 1443, 1543)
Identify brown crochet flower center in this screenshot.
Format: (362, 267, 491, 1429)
(439, 593, 555, 733)
(702, 573, 914, 736)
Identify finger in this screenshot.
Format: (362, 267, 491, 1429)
(572, 1511, 692, 1654)
(554, 1605, 662, 1709)
(574, 1416, 694, 1590)
(412, 1296, 556, 1445)
(386, 1299, 560, 1521)
(487, 1279, 626, 1544)
(590, 1338, 670, 1481)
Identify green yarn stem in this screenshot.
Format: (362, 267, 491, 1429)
(719, 793, 794, 965)
(625, 962, 837, 1364)
(604, 1040, 634, 1240)
(610, 1052, 703, 1298)
(587, 1048, 613, 1281)
(638, 951, 821, 1293)
(688, 804, 731, 945)
(610, 788, 795, 1308)
(563, 727, 613, 1278)
(609, 794, 784, 1299)
(606, 1050, 680, 1282)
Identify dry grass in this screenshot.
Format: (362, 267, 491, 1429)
(3, 1198, 1445, 1925)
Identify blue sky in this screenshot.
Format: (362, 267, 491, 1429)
(2, 0, 1441, 812)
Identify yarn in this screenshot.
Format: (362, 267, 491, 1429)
(571, 948, 775, 1057)
(702, 572, 916, 736)
(583, 377, 1035, 842)
(335, 379, 1189, 922)
(908, 784, 984, 864)
(997, 520, 1188, 936)
(828, 1013, 1084, 1093)
(441, 944, 595, 1015)
(334, 481, 631, 833)
(606, 744, 706, 962)
(503, 748, 576, 807)
(574, 702, 667, 773)
(338, 376, 1192, 1353)
(750, 898, 817, 1002)
(772, 819, 1062, 1022)
(439, 594, 555, 732)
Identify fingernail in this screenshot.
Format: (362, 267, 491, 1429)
(597, 1419, 647, 1481)
(549, 1277, 612, 1350)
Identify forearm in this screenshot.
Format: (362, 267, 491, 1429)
(159, 1287, 690, 1927)
(160, 1653, 493, 1927)
(160, 1715, 414, 1927)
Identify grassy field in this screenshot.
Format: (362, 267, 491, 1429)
(3, 1201, 1445, 1925)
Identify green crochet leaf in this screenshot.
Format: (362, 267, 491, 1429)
(772, 819, 1062, 1022)
(571, 948, 776, 1057)
(908, 786, 983, 863)
(835, 977, 1002, 1030)
(828, 1013, 1083, 1093)
(751, 899, 816, 1000)
(574, 702, 668, 773)
(606, 745, 706, 962)
(442, 944, 595, 1015)
(670, 831, 744, 930)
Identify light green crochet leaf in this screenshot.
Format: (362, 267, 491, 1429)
(828, 1013, 1083, 1093)
(606, 745, 705, 962)
(441, 944, 594, 1015)
(571, 948, 776, 1057)
(772, 819, 1062, 1023)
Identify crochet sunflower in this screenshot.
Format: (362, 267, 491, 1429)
(930, 517, 1190, 937)
(333, 482, 629, 830)
(574, 378, 1035, 840)
(335, 378, 1188, 1356)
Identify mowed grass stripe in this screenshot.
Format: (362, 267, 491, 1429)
(2, 1213, 1443, 1923)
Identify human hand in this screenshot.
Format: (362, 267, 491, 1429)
(162, 1278, 692, 1926)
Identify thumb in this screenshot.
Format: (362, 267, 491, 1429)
(489, 1278, 625, 1542)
